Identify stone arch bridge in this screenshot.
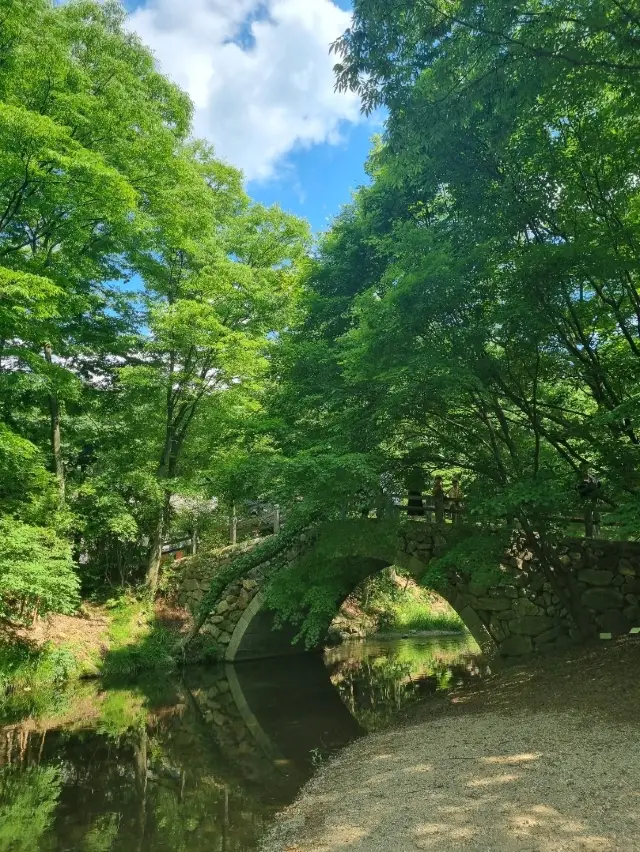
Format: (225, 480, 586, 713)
(172, 520, 640, 662)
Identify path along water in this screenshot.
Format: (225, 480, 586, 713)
(262, 636, 640, 852)
(0, 636, 484, 852)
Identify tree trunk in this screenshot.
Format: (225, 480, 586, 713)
(133, 729, 148, 851)
(191, 522, 198, 556)
(145, 491, 171, 594)
(145, 516, 163, 594)
(43, 343, 65, 505)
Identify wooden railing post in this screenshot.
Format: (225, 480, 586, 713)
(230, 502, 237, 545)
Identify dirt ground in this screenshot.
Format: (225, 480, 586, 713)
(9, 606, 111, 670)
(6, 599, 192, 671)
(261, 637, 640, 852)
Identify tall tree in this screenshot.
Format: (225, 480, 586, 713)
(126, 147, 309, 589)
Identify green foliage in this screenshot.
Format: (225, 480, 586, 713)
(5, 0, 640, 649)
(98, 593, 176, 678)
(196, 511, 321, 621)
(0, 519, 79, 624)
(264, 519, 400, 647)
(101, 628, 177, 680)
(426, 532, 508, 592)
(82, 815, 120, 852)
(358, 573, 465, 633)
(380, 600, 464, 634)
(0, 641, 78, 723)
(97, 690, 147, 737)
(0, 0, 309, 600)
(267, 557, 359, 648)
(0, 425, 56, 520)
(266, 0, 640, 572)
(0, 766, 62, 852)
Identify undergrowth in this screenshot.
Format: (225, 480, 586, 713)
(378, 598, 465, 633)
(0, 641, 78, 721)
(0, 588, 226, 701)
(101, 591, 223, 680)
(352, 569, 466, 635)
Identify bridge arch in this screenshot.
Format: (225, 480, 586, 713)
(172, 520, 640, 662)
(225, 553, 494, 662)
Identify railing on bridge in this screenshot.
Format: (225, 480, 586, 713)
(399, 497, 621, 539)
(162, 494, 621, 561)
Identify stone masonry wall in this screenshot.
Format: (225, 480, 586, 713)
(171, 524, 640, 660)
(172, 536, 307, 652)
(447, 537, 640, 656)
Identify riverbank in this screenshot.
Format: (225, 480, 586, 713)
(0, 595, 207, 719)
(330, 574, 465, 643)
(0, 590, 464, 723)
(1, 578, 465, 709)
(261, 636, 640, 852)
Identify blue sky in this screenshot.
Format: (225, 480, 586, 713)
(123, 0, 378, 233)
(249, 121, 374, 231)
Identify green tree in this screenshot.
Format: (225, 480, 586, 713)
(0, 518, 79, 625)
(253, 0, 640, 634)
(0, 0, 310, 599)
(124, 151, 309, 589)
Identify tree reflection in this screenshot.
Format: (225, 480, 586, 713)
(0, 678, 285, 852)
(0, 764, 61, 852)
(326, 638, 486, 730)
(0, 639, 488, 851)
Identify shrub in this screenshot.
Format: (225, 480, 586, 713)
(100, 627, 177, 679)
(0, 641, 78, 722)
(0, 519, 79, 624)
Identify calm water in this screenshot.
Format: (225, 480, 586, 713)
(0, 636, 486, 852)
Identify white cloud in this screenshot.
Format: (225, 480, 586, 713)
(127, 0, 362, 181)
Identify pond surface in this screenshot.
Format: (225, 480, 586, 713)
(0, 636, 486, 852)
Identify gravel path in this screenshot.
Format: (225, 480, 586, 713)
(261, 640, 640, 852)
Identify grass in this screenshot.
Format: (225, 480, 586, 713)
(0, 593, 170, 707)
(98, 593, 179, 679)
(0, 641, 79, 721)
(381, 597, 466, 634)
(100, 592, 223, 680)
(355, 571, 467, 635)
(105, 593, 152, 646)
(0, 590, 226, 706)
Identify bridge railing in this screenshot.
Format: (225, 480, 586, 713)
(399, 498, 622, 539)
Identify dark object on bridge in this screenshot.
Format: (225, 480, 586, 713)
(407, 490, 425, 517)
(576, 464, 602, 538)
(433, 476, 445, 523)
(406, 468, 426, 516)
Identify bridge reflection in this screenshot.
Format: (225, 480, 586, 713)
(0, 638, 483, 851)
(183, 653, 364, 797)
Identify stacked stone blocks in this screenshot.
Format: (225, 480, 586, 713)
(172, 525, 640, 660)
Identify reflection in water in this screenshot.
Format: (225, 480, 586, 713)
(0, 636, 485, 851)
(325, 635, 486, 730)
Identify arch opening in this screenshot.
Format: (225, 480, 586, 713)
(330, 566, 466, 643)
(225, 554, 496, 663)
